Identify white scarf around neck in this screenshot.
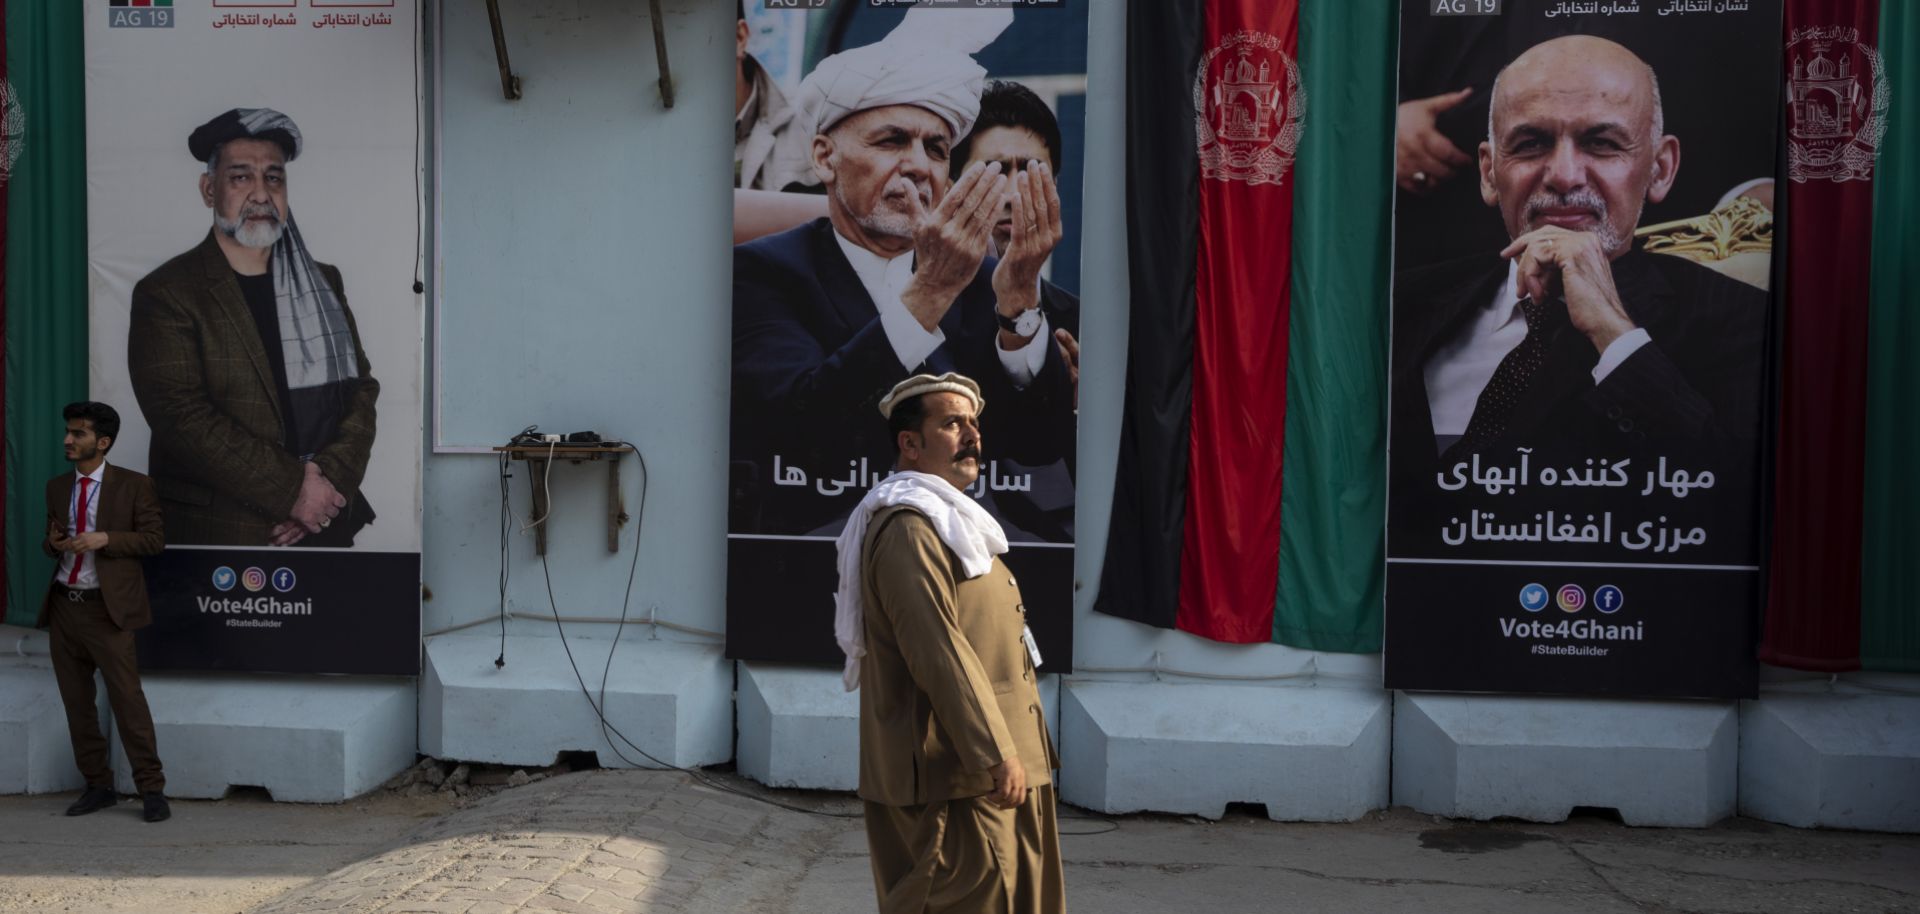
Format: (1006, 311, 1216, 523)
(833, 470, 1008, 691)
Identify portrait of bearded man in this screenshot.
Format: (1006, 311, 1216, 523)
(127, 107, 378, 549)
(1388, 36, 1767, 560)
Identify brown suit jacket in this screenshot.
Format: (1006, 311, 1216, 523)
(39, 464, 166, 631)
(127, 230, 378, 546)
(857, 506, 1058, 807)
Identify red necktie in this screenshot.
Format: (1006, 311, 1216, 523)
(67, 477, 90, 586)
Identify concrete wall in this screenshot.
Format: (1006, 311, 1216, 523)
(424, 0, 734, 649)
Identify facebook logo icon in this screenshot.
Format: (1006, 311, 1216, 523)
(1594, 585, 1624, 614)
(271, 567, 297, 593)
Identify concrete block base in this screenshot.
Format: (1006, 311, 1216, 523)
(1393, 692, 1736, 827)
(0, 659, 95, 794)
(422, 633, 730, 770)
(736, 664, 1062, 792)
(1060, 681, 1389, 822)
(1740, 692, 1920, 833)
(110, 674, 416, 803)
(737, 663, 858, 790)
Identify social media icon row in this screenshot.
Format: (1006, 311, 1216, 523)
(212, 566, 296, 594)
(1519, 583, 1622, 614)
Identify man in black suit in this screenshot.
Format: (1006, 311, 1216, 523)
(730, 34, 1075, 539)
(1388, 36, 1766, 562)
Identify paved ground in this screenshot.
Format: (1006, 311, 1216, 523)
(2, 769, 1917, 914)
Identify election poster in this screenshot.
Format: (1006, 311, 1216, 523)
(83, 0, 420, 675)
(1384, 0, 1782, 698)
(725, 0, 1088, 671)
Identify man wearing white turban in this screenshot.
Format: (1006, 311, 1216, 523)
(730, 10, 1076, 539)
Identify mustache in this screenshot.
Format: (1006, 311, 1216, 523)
(1523, 188, 1608, 225)
(884, 177, 932, 207)
(241, 203, 281, 221)
(954, 446, 981, 463)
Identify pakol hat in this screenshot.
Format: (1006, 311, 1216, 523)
(189, 107, 302, 163)
(878, 372, 984, 420)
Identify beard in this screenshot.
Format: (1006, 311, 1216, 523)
(836, 176, 927, 240)
(64, 442, 99, 463)
(216, 203, 285, 250)
(1522, 187, 1635, 256)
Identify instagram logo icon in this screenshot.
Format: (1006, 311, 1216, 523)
(241, 567, 268, 592)
(1556, 584, 1587, 613)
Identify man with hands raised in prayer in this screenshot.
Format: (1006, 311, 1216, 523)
(729, 26, 1075, 537)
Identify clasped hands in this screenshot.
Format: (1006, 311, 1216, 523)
(1501, 226, 1639, 355)
(270, 461, 346, 546)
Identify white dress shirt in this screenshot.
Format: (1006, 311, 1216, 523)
(1424, 261, 1651, 445)
(57, 462, 106, 590)
(832, 231, 1050, 388)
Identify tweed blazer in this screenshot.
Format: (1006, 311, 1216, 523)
(39, 464, 165, 631)
(127, 231, 378, 546)
(857, 506, 1058, 807)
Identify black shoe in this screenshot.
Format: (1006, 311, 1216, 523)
(142, 792, 171, 823)
(64, 786, 117, 816)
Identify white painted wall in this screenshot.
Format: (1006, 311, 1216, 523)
(425, 0, 735, 647)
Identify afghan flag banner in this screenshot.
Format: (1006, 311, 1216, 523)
(1764, 0, 1920, 672)
(1100, 0, 1303, 643)
(4, 0, 88, 627)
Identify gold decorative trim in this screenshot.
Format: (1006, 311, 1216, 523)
(1635, 195, 1774, 263)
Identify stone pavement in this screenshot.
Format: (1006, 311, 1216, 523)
(234, 768, 1920, 914)
(251, 770, 849, 914)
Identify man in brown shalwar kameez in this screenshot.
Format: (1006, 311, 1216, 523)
(833, 372, 1065, 913)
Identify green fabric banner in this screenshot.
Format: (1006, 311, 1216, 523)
(1860, 0, 1919, 671)
(1271, 0, 1394, 653)
(4, 1, 87, 627)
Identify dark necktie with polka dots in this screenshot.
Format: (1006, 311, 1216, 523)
(1455, 295, 1553, 454)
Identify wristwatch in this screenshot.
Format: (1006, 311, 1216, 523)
(996, 306, 1044, 338)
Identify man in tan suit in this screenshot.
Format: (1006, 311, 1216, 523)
(129, 107, 377, 548)
(40, 402, 170, 823)
(836, 373, 1064, 913)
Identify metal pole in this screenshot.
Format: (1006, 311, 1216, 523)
(485, 0, 522, 100)
(648, 0, 675, 109)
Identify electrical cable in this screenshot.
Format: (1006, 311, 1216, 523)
(496, 424, 538, 668)
(526, 445, 861, 820)
(510, 439, 1110, 831)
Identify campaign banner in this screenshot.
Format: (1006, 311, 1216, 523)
(726, 1, 1088, 671)
(1384, 0, 1782, 698)
(83, 0, 420, 674)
